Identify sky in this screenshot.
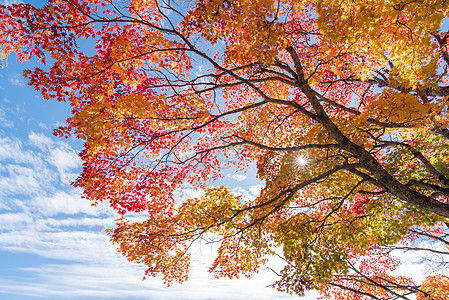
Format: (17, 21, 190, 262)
(1, 1, 446, 300)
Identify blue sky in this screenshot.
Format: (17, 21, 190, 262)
(0, 36, 312, 300)
(1, 1, 444, 299)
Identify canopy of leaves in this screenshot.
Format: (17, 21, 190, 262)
(1, 0, 448, 299)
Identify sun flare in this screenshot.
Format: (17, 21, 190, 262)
(295, 156, 308, 166)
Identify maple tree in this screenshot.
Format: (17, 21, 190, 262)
(1, 0, 449, 298)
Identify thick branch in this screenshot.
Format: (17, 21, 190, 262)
(286, 45, 449, 218)
(380, 140, 449, 187)
(367, 77, 449, 97)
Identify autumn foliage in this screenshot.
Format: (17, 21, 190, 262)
(1, 0, 448, 298)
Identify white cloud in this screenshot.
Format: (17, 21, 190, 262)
(231, 186, 254, 200)
(173, 186, 205, 205)
(0, 262, 301, 299)
(28, 132, 82, 183)
(0, 164, 42, 196)
(41, 216, 116, 228)
(7, 73, 25, 86)
(227, 173, 247, 182)
(33, 190, 101, 217)
(249, 184, 264, 197)
(0, 136, 39, 165)
(2, 0, 23, 5)
(0, 209, 308, 299)
(0, 212, 33, 230)
(28, 131, 54, 150)
(0, 107, 13, 128)
(38, 121, 48, 129)
(391, 244, 449, 284)
(0, 229, 110, 262)
(48, 147, 82, 183)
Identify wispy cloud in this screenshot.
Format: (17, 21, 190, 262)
(0, 163, 45, 196)
(28, 132, 54, 151)
(32, 191, 102, 217)
(0, 136, 39, 165)
(7, 73, 25, 87)
(2, 0, 23, 5)
(0, 107, 13, 128)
